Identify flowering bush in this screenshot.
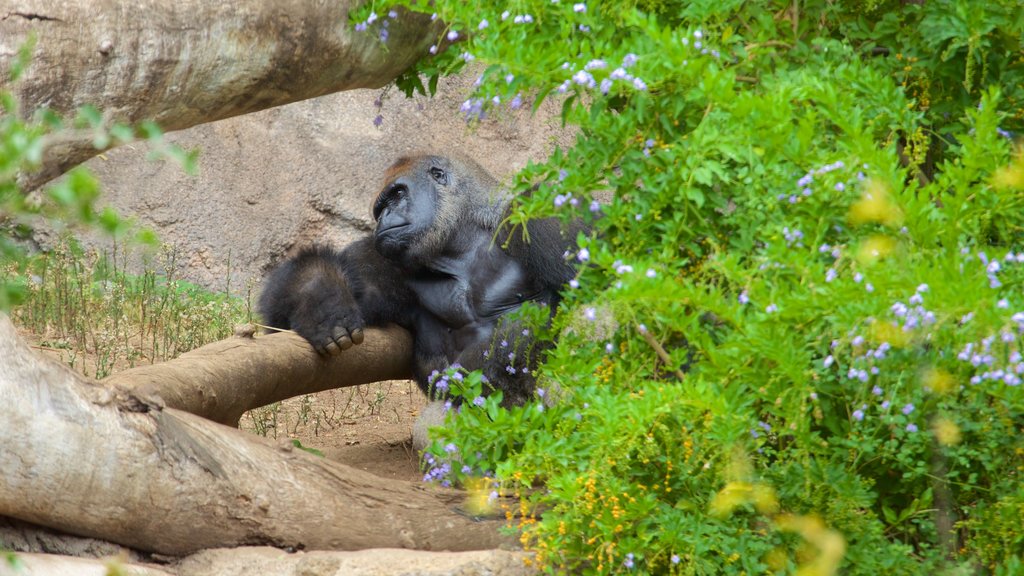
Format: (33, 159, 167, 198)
(359, 1, 1024, 573)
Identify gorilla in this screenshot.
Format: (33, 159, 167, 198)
(258, 154, 581, 406)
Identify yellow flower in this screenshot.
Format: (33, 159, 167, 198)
(848, 179, 903, 227)
(932, 417, 962, 446)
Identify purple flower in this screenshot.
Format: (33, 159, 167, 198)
(577, 248, 590, 262)
(738, 290, 749, 305)
(584, 307, 597, 321)
(373, 114, 383, 128)
(902, 403, 915, 415)
(852, 409, 864, 421)
(826, 269, 837, 283)
(429, 45, 437, 54)
(509, 93, 523, 109)
(632, 78, 648, 91)
(906, 423, 918, 432)
(573, 3, 587, 13)
(605, 342, 614, 353)
(646, 269, 656, 278)
(823, 355, 834, 368)
(473, 396, 486, 407)
(671, 554, 680, 564)
(623, 553, 635, 569)
(444, 442, 457, 454)
(872, 385, 883, 396)
(447, 30, 459, 41)
(610, 67, 630, 80)
(623, 53, 638, 68)
(572, 70, 596, 88)
(599, 78, 613, 94)
(765, 303, 778, 313)
(478, 19, 489, 30)
(881, 400, 890, 410)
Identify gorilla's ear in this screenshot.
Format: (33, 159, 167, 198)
(428, 166, 448, 185)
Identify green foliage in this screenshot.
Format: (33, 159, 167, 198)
(0, 43, 198, 311)
(11, 238, 251, 378)
(372, 0, 1024, 573)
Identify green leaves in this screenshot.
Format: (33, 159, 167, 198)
(1, 42, 200, 312)
(391, 0, 1023, 572)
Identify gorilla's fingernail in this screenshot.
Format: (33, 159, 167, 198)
(324, 342, 340, 356)
(351, 328, 365, 344)
(338, 336, 353, 350)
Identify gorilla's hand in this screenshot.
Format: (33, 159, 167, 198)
(290, 278, 366, 356)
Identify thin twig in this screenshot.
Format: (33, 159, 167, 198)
(637, 324, 686, 381)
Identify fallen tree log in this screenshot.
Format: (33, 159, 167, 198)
(0, 314, 509, 556)
(103, 326, 415, 426)
(0, 0, 442, 189)
(0, 547, 533, 576)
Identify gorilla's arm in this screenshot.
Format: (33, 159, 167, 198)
(258, 240, 415, 356)
(501, 216, 585, 298)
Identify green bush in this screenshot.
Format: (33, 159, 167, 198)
(361, 1, 1024, 573)
(1, 38, 196, 312)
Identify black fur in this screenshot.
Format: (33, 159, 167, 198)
(259, 154, 581, 405)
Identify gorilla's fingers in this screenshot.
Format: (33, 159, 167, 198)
(331, 327, 355, 351)
(337, 335, 354, 350)
(351, 327, 365, 345)
(323, 341, 341, 356)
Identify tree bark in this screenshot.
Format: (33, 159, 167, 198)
(103, 326, 415, 427)
(0, 548, 533, 576)
(0, 314, 509, 557)
(0, 0, 442, 189)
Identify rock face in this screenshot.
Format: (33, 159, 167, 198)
(80, 71, 571, 297)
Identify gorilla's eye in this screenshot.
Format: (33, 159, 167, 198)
(428, 167, 448, 185)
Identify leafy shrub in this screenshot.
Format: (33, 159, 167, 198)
(359, 1, 1024, 573)
(1, 38, 196, 311)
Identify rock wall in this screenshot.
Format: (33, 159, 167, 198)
(80, 70, 571, 297)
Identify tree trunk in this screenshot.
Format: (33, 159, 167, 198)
(0, 0, 441, 189)
(0, 314, 509, 556)
(0, 548, 533, 576)
(103, 326, 415, 426)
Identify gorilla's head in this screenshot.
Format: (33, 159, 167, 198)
(371, 154, 507, 268)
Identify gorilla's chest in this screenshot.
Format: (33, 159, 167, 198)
(407, 244, 533, 329)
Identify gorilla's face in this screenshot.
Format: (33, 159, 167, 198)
(371, 159, 445, 263)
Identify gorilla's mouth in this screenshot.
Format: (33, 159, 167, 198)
(376, 222, 410, 236)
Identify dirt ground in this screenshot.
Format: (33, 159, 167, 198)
(237, 381, 428, 483)
(22, 328, 429, 483)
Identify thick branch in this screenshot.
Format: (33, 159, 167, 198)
(0, 0, 441, 188)
(0, 314, 509, 556)
(103, 326, 415, 426)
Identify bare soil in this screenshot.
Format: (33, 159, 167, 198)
(238, 381, 428, 483)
